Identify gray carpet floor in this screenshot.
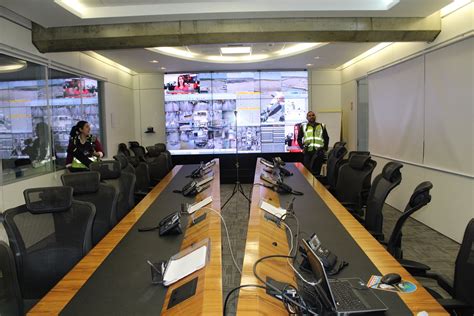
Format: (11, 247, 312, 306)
(219, 183, 460, 315)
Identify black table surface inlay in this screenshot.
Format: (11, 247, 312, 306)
(61, 165, 199, 316)
(276, 164, 412, 316)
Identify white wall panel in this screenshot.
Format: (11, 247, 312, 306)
(424, 38, 474, 176)
(368, 56, 425, 163)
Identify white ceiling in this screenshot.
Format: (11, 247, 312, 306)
(1, 0, 452, 27)
(96, 42, 377, 73)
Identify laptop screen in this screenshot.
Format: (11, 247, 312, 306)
(302, 239, 337, 309)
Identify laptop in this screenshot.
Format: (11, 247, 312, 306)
(302, 240, 388, 315)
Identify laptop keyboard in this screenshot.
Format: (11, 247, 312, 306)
(331, 281, 367, 311)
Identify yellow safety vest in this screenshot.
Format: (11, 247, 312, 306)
(302, 123, 324, 151)
(71, 135, 98, 169)
(71, 156, 97, 169)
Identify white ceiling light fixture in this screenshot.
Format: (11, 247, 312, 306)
(338, 42, 392, 69)
(220, 47, 252, 55)
(54, 0, 87, 18)
(440, 0, 471, 17)
(83, 51, 135, 74)
(53, 0, 401, 20)
(0, 60, 27, 73)
(147, 43, 327, 64)
(275, 43, 324, 56)
(152, 47, 196, 58)
(150, 60, 159, 63)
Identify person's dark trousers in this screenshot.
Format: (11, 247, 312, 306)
(303, 150, 316, 172)
(310, 149, 325, 176)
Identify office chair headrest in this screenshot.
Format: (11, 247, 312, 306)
(382, 162, 403, 182)
(24, 186, 73, 214)
(409, 181, 433, 208)
(113, 154, 129, 170)
(129, 141, 140, 148)
(118, 143, 129, 154)
(146, 146, 161, 157)
(90, 161, 121, 180)
(333, 145, 348, 159)
(61, 172, 101, 195)
(334, 141, 346, 148)
(348, 154, 371, 170)
(154, 143, 167, 152)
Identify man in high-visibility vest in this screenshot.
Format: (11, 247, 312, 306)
(297, 111, 329, 175)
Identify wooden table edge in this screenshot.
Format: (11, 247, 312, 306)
(27, 165, 183, 315)
(294, 162, 448, 316)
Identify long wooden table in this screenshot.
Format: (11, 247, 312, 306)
(236, 159, 448, 315)
(28, 160, 222, 315)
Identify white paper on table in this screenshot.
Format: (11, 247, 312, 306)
(187, 196, 213, 214)
(163, 245, 207, 286)
(260, 200, 287, 218)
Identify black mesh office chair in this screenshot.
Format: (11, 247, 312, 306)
(386, 181, 433, 260)
(1, 187, 95, 299)
(154, 143, 173, 171)
(0, 241, 23, 316)
(114, 155, 151, 200)
(411, 219, 474, 315)
(349, 162, 403, 241)
(118, 143, 139, 167)
(320, 142, 348, 191)
(348, 151, 371, 158)
(90, 160, 136, 221)
(61, 171, 119, 245)
(146, 146, 171, 183)
(129, 141, 147, 161)
(334, 154, 377, 210)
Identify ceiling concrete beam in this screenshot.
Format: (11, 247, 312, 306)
(32, 14, 441, 53)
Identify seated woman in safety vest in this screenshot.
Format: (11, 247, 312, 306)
(66, 120, 103, 172)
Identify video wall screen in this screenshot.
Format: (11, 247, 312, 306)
(164, 71, 307, 154)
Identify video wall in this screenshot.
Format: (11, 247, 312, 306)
(164, 71, 308, 154)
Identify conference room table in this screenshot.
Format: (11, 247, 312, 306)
(236, 159, 448, 315)
(28, 159, 223, 315)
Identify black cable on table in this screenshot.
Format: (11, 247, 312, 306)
(252, 254, 319, 315)
(223, 284, 266, 316)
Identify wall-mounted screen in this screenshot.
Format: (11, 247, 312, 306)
(164, 71, 307, 154)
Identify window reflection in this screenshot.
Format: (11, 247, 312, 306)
(0, 53, 102, 184)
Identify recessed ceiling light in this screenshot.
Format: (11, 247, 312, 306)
(147, 43, 327, 64)
(220, 47, 252, 54)
(160, 67, 166, 70)
(306, 63, 314, 67)
(314, 56, 320, 59)
(150, 60, 159, 63)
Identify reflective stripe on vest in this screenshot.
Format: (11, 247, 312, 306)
(302, 123, 324, 150)
(71, 156, 97, 169)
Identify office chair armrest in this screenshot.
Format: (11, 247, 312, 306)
(420, 273, 455, 297)
(134, 191, 148, 198)
(341, 202, 364, 216)
(316, 176, 328, 185)
(437, 298, 471, 311)
(367, 230, 384, 242)
(398, 259, 431, 276)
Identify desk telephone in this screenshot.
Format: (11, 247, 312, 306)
(260, 158, 293, 177)
(176, 176, 212, 197)
(189, 160, 215, 178)
(138, 212, 182, 236)
(300, 233, 348, 275)
(260, 174, 302, 195)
